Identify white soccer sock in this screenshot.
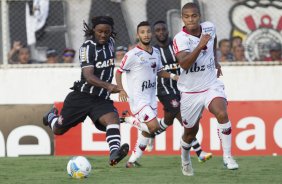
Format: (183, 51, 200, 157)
(128, 132, 149, 163)
(125, 116, 150, 133)
(51, 118, 58, 130)
(180, 138, 192, 164)
(217, 121, 232, 157)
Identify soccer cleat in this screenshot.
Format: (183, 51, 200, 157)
(145, 137, 154, 152)
(109, 143, 129, 166)
(43, 107, 58, 126)
(182, 162, 194, 176)
(223, 156, 239, 170)
(119, 110, 130, 123)
(125, 161, 142, 168)
(198, 151, 212, 163)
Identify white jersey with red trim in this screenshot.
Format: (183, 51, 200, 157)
(118, 46, 163, 114)
(173, 21, 219, 93)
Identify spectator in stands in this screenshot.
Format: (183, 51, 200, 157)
(62, 48, 76, 63)
(217, 39, 233, 62)
(231, 36, 243, 50)
(264, 42, 282, 61)
(232, 44, 246, 62)
(46, 48, 59, 63)
(8, 41, 33, 64)
(115, 46, 127, 65)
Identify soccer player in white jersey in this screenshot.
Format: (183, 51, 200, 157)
(116, 21, 178, 168)
(145, 20, 212, 163)
(173, 3, 239, 176)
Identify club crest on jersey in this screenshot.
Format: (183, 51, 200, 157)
(151, 62, 156, 68)
(170, 99, 179, 108)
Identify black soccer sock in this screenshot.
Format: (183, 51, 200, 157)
(47, 113, 58, 129)
(154, 119, 168, 136)
(106, 124, 121, 154)
(191, 138, 202, 157)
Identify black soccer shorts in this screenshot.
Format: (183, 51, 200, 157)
(157, 94, 181, 114)
(59, 91, 118, 131)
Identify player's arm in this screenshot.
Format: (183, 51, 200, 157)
(214, 36, 222, 77)
(82, 67, 121, 93)
(175, 34, 211, 70)
(115, 54, 130, 102)
(157, 70, 178, 80)
(115, 70, 128, 102)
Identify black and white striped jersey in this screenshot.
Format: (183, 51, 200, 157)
(155, 41, 181, 96)
(72, 37, 115, 99)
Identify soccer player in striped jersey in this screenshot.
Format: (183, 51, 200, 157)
(43, 16, 129, 166)
(173, 3, 238, 176)
(116, 21, 178, 168)
(146, 20, 212, 163)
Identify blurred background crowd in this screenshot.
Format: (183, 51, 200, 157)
(0, 0, 281, 66)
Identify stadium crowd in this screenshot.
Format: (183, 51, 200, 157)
(7, 36, 282, 65)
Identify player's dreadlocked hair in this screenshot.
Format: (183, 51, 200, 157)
(83, 16, 116, 39)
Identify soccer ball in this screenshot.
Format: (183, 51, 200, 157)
(67, 156, 92, 179)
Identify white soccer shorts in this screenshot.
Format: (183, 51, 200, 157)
(180, 81, 226, 128)
(134, 105, 157, 123)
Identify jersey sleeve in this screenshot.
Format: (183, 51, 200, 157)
(156, 50, 164, 72)
(117, 52, 133, 73)
(79, 44, 95, 68)
(173, 34, 190, 54)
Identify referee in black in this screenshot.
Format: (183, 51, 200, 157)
(43, 16, 129, 166)
(151, 21, 212, 162)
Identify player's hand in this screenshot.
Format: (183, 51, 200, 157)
(215, 62, 223, 77)
(107, 84, 122, 93)
(119, 90, 128, 102)
(198, 34, 211, 49)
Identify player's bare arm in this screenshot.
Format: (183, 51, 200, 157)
(213, 36, 223, 77)
(82, 67, 121, 93)
(176, 34, 211, 70)
(115, 71, 128, 102)
(157, 70, 179, 80)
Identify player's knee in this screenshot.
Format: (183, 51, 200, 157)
(146, 123, 158, 134)
(216, 111, 229, 123)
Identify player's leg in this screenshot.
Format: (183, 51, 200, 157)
(126, 107, 159, 167)
(180, 92, 204, 176)
(90, 99, 129, 166)
(126, 131, 151, 168)
(178, 114, 212, 162)
(43, 91, 88, 135)
(207, 84, 238, 170)
(181, 122, 199, 176)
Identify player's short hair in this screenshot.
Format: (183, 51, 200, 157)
(153, 20, 166, 27)
(182, 2, 200, 15)
(137, 21, 151, 32)
(83, 16, 116, 39)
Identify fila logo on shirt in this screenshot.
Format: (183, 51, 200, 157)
(95, 58, 114, 68)
(141, 80, 156, 91)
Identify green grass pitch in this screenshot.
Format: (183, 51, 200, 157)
(0, 155, 281, 184)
